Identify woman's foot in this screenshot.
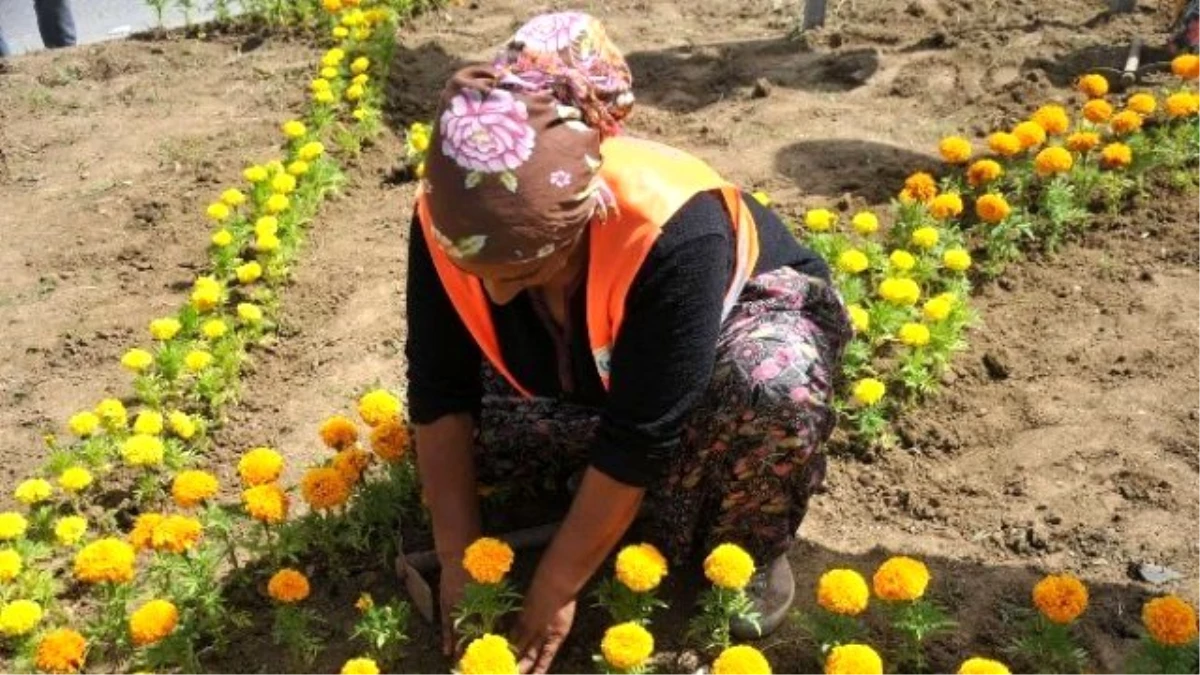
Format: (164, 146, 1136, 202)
(730, 554, 796, 640)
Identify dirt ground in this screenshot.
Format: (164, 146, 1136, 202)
(0, 0, 1196, 672)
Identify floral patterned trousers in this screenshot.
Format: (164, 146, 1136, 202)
(474, 267, 852, 565)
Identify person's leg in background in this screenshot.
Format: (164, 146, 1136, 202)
(33, 0, 76, 49)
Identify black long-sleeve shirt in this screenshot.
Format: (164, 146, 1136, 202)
(404, 191, 829, 487)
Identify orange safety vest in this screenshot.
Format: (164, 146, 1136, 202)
(416, 135, 760, 397)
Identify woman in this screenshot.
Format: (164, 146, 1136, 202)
(404, 12, 851, 673)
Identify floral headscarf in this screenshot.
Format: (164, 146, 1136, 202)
(423, 12, 634, 264)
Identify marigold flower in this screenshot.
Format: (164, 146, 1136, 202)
(286, 160, 309, 177)
(873, 556, 929, 601)
(268, 568, 310, 603)
(121, 348, 154, 372)
(256, 233, 280, 253)
(1013, 121, 1046, 149)
(615, 543, 669, 592)
(847, 304, 870, 333)
(332, 26, 349, 39)
(1082, 98, 1113, 123)
(132, 410, 163, 435)
(836, 249, 870, 274)
(345, 83, 365, 102)
(358, 389, 401, 427)
(128, 513, 163, 551)
(1032, 104, 1070, 135)
(121, 434, 163, 467)
(74, 538, 135, 584)
(825, 643, 883, 675)
(601, 622, 655, 670)
(459, 634, 519, 675)
(966, 159, 1002, 187)
(704, 543, 755, 590)
(53, 517, 87, 546)
(899, 172, 938, 204)
(1100, 142, 1132, 169)
(938, 136, 972, 164)
(817, 568, 870, 616)
(1066, 131, 1100, 153)
(323, 0, 342, 12)
(211, 228, 234, 247)
(322, 48, 346, 67)
(944, 248, 972, 272)
(929, 193, 964, 220)
(236, 261, 263, 285)
(201, 318, 228, 340)
(1111, 110, 1143, 135)
(149, 515, 202, 554)
(713, 644, 772, 675)
(301, 467, 351, 510)
(314, 89, 336, 105)
(0, 513, 28, 541)
(1142, 595, 1199, 646)
(168, 410, 197, 440)
(0, 600, 43, 636)
(298, 141, 326, 161)
(1076, 73, 1108, 99)
(878, 277, 921, 306)
(220, 188, 246, 207)
(68, 411, 101, 437)
(804, 208, 837, 232)
(271, 172, 297, 195)
(243, 484, 289, 524)
(911, 226, 939, 250)
(237, 302, 264, 324)
(129, 599, 178, 646)
(244, 165, 268, 183)
(333, 447, 373, 484)
(1126, 93, 1156, 116)
(350, 56, 370, 75)
(957, 657, 1011, 674)
(0, 549, 21, 582)
(14, 478, 52, 506)
(311, 77, 332, 92)
(889, 249, 916, 272)
(851, 211, 879, 235)
(987, 132, 1022, 157)
(265, 193, 290, 214)
(352, 73, 369, 86)
(355, 593, 374, 612)
(1172, 53, 1199, 80)
(974, 193, 1011, 224)
(1032, 574, 1088, 624)
(206, 202, 230, 222)
(1166, 92, 1200, 118)
(149, 317, 182, 341)
(341, 658, 380, 675)
(172, 470, 218, 509)
(1034, 146, 1074, 177)
(922, 294, 955, 322)
(57, 467, 92, 494)
(191, 276, 222, 312)
(282, 120, 307, 139)
(898, 323, 931, 347)
(366, 419, 407, 463)
(463, 537, 515, 584)
(36, 628, 87, 674)
(239, 447, 283, 486)
(319, 415, 359, 450)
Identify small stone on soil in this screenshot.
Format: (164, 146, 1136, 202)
(982, 352, 1010, 380)
(752, 77, 773, 98)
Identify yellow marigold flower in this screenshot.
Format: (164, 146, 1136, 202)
(355, 593, 374, 612)
(54, 516, 87, 547)
(414, 161, 426, 179)
(0, 600, 43, 637)
(878, 277, 920, 306)
(1076, 73, 1108, 99)
(322, 47, 346, 67)
(897, 321, 931, 348)
(239, 447, 283, 486)
(1033, 146, 1074, 177)
(323, 0, 342, 12)
(804, 208, 837, 232)
(459, 634, 519, 675)
(1172, 53, 1199, 80)
(987, 132, 1022, 157)
(342, 658, 380, 675)
(14, 478, 52, 506)
(922, 294, 955, 322)
(615, 543, 669, 592)
(191, 275, 222, 312)
(704, 543, 755, 590)
(345, 83, 365, 101)
(350, 56, 370, 75)
(238, 302, 264, 324)
(1032, 574, 1088, 624)
(966, 159, 1002, 187)
(1127, 93, 1156, 116)
(253, 216, 278, 238)
(943, 248, 972, 272)
(268, 568, 310, 603)
(149, 317, 182, 341)
(975, 193, 1011, 224)
(129, 599, 177, 647)
(301, 467, 351, 510)
(36, 628, 87, 674)
(167, 410, 197, 440)
(211, 228, 234, 247)
(1013, 121, 1046, 149)
(1066, 131, 1100, 153)
(463, 537, 514, 584)
(1101, 142, 1133, 169)
(369, 419, 409, 462)
(314, 89, 335, 104)
(332, 26, 349, 39)
(358, 389, 401, 427)
(1166, 92, 1200, 118)
(265, 193, 290, 214)
(132, 411, 163, 436)
(873, 556, 929, 601)
(817, 568, 870, 616)
(851, 211, 878, 235)
(236, 261, 263, 284)
(1142, 595, 1198, 646)
(836, 249, 870, 274)
(281, 120, 307, 139)
(0, 549, 21, 582)
(847, 304, 870, 333)
(121, 434, 163, 467)
(287, 160, 310, 176)
(256, 233, 281, 255)
(220, 189, 246, 208)
(311, 77, 332, 92)
(320, 415, 359, 450)
(171, 470, 218, 509)
(74, 538, 135, 584)
(911, 226, 939, 250)
(1082, 98, 1113, 123)
(713, 645, 772, 675)
(333, 447, 373, 484)
(825, 643, 883, 675)
(149, 515, 202, 554)
(889, 249, 916, 271)
(244, 165, 268, 183)
(299, 141, 326, 161)
(929, 193, 964, 220)
(899, 172, 938, 204)
(1111, 110, 1143, 135)
(601, 622, 655, 671)
(68, 411, 101, 437)
(1032, 104, 1070, 135)
(0, 513, 29, 541)
(183, 350, 212, 373)
(353, 26, 372, 40)
(121, 348, 154, 372)
(271, 172, 297, 195)
(938, 136, 972, 164)
(97, 398, 129, 429)
(206, 202, 230, 222)
(243, 483, 289, 524)
(201, 318, 228, 340)
(958, 657, 1011, 674)
(58, 467, 93, 493)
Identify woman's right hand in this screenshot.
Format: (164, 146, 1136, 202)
(439, 558, 471, 657)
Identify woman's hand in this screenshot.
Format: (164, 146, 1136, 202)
(512, 575, 577, 674)
(439, 561, 471, 658)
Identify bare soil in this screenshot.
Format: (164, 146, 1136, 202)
(0, 0, 1196, 672)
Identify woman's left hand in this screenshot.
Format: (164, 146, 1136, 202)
(511, 578, 576, 674)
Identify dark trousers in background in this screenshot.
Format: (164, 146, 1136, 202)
(0, 0, 77, 57)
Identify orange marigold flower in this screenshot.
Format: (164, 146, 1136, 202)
(129, 513, 163, 551)
(1166, 92, 1200, 118)
(1066, 132, 1101, 153)
(301, 467, 351, 510)
(369, 419, 409, 462)
(1142, 595, 1199, 646)
(1033, 146, 1074, 177)
(129, 599, 178, 646)
(899, 172, 938, 204)
(1082, 99, 1114, 123)
(463, 537, 515, 584)
(1110, 110, 1143, 135)
(1076, 73, 1108, 99)
(1032, 574, 1088, 624)
(966, 159, 1002, 187)
(1100, 142, 1133, 169)
(319, 415, 359, 450)
(817, 569, 870, 616)
(825, 644, 883, 675)
(149, 515, 202, 554)
(975, 194, 1011, 224)
(872, 556, 929, 601)
(243, 483, 289, 524)
(1126, 93, 1156, 116)
(704, 543, 756, 590)
(74, 538, 136, 585)
(929, 193, 964, 220)
(1032, 104, 1070, 135)
(957, 657, 1011, 674)
(171, 470, 218, 509)
(1013, 121, 1046, 150)
(614, 543, 669, 593)
(333, 446, 373, 484)
(1172, 53, 1199, 80)
(938, 136, 972, 164)
(987, 132, 1022, 157)
(238, 447, 283, 486)
(268, 568, 310, 603)
(36, 628, 87, 674)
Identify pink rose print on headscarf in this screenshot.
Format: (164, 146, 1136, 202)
(548, 170, 572, 188)
(513, 12, 589, 52)
(440, 88, 537, 191)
